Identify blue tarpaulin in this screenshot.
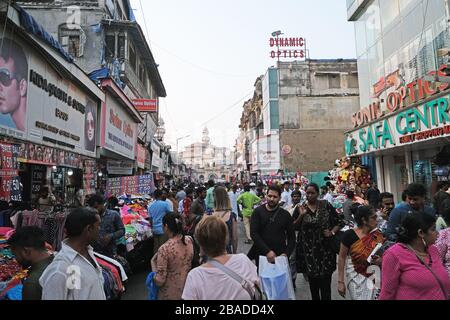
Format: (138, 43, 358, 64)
(16, 6, 73, 63)
(128, 0, 136, 22)
(88, 67, 110, 82)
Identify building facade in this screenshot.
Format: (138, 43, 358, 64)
(237, 60, 360, 181)
(16, 0, 167, 176)
(0, 4, 105, 204)
(180, 128, 235, 183)
(346, 0, 450, 202)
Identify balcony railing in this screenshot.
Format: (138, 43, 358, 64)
(122, 61, 151, 99)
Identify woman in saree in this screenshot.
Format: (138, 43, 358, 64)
(337, 204, 384, 300)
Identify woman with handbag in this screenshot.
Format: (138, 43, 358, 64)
(379, 212, 450, 300)
(182, 215, 261, 300)
(337, 205, 384, 300)
(293, 183, 344, 300)
(151, 213, 194, 300)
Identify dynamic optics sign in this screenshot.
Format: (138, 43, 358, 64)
(269, 37, 306, 60)
(345, 96, 450, 156)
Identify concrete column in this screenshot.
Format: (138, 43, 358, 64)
(375, 155, 385, 192)
(404, 149, 414, 184)
(383, 155, 398, 203)
(114, 32, 118, 57)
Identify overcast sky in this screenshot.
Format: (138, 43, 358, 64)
(130, 0, 356, 151)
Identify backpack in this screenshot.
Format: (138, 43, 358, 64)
(185, 216, 202, 268)
(224, 212, 236, 254)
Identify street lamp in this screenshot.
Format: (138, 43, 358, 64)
(155, 118, 166, 141)
(176, 134, 191, 165)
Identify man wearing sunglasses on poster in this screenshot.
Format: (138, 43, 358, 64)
(0, 38, 28, 132)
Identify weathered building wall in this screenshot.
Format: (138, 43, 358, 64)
(277, 60, 360, 173)
(17, 6, 105, 73)
(280, 129, 348, 173)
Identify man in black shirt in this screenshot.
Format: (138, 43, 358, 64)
(250, 185, 295, 267)
(8, 227, 54, 300)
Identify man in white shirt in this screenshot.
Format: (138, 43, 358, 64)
(280, 181, 293, 210)
(40, 207, 106, 300)
(228, 184, 240, 220)
(249, 182, 257, 195)
(322, 186, 334, 204)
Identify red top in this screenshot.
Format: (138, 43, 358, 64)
(380, 243, 450, 300)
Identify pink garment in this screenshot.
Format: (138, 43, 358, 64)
(182, 254, 259, 300)
(436, 228, 450, 278)
(0, 227, 13, 237)
(380, 243, 450, 300)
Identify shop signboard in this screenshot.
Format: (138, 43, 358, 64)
(269, 36, 306, 60)
(107, 160, 134, 175)
(106, 174, 155, 196)
(145, 149, 151, 169)
(136, 144, 146, 169)
(102, 92, 137, 160)
(351, 65, 449, 129)
(132, 99, 157, 113)
(345, 95, 450, 157)
(0, 143, 21, 202)
(151, 142, 161, 169)
(0, 35, 98, 158)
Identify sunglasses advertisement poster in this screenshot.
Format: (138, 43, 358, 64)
(17, 142, 84, 169)
(0, 143, 21, 202)
(0, 36, 98, 158)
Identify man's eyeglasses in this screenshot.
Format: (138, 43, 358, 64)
(0, 68, 17, 87)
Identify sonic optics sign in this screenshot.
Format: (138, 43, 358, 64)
(269, 37, 306, 60)
(346, 96, 450, 156)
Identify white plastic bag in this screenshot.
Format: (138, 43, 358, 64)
(258, 255, 296, 300)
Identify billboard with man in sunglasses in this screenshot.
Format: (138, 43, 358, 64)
(0, 38, 28, 132)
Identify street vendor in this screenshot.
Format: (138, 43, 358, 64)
(88, 194, 125, 258)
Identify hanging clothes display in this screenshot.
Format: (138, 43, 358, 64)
(15, 209, 69, 251)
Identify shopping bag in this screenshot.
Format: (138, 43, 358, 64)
(145, 272, 159, 300)
(258, 255, 296, 300)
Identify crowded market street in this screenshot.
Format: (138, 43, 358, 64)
(1, 0, 450, 307)
(122, 221, 347, 301)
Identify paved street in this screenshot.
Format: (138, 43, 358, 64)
(122, 218, 346, 300)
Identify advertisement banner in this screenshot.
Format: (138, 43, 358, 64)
(83, 159, 96, 195)
(16, 142, 84, 168)
(0, 143, 21, 202)
(107, 160, 134, 175)
(106, 174, 155, 196)
(103, 92, 137, 160)
(0, 36, 98, 157)
(136, 144, 146, 169)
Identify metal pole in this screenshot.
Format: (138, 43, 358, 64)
(276, 33, 280, 64)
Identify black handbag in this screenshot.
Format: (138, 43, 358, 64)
(325, 230, 344, 255)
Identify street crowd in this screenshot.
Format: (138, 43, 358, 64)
(5, 179, 450, 300)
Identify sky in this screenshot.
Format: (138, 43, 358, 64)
(130, 0, 357, 152)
